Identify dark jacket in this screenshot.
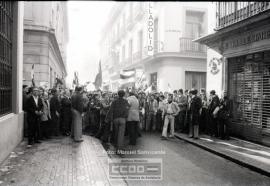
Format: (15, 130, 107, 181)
(25, 95, 43, 122)
(190, 96, 202, 118)
(50, 95, 61, 119)
(218, 97, 231, 120)
(110, 98, 130, 119)
(208, 95, 220, 114)
(71, 92, 84, 113)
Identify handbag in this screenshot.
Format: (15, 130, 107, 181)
(213, 106, 220, 118)
(218, 109, 230, 120)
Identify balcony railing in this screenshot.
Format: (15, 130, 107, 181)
(179, 37, 207, 54)
(216, 2, 270, 30)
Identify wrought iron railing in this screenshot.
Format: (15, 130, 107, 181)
(179, 37, 207, 53)
(0, 1, 13, 116)
(216, 2, 270, 30)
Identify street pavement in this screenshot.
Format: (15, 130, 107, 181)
(108, 132, 270, 186)
(0, 132, 270, 186)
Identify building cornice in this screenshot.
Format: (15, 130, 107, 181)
(24, 25, 67, 76)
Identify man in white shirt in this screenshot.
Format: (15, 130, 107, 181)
(161, 94, 180, 140)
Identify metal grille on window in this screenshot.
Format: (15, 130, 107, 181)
(228, 51, 270, 130)
(0, 2, 13, 116)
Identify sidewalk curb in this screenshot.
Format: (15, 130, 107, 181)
(174, 133, 270, 177)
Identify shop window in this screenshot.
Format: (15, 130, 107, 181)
(228, 51, 270, 129)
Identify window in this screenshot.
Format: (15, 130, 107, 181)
(185, 11, 203, 39)
(0, 2, 14, 116)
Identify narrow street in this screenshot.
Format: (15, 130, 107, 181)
(108, 132, 270, 186)
(1, 132, 270, 186)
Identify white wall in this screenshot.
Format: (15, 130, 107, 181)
(0, 2, 24, 164)
(205, 2, 224, 97)
(145, 57, 206, 92)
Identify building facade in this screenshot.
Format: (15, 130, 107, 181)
(197, 2, 270, 145)
(0, 1, 24, 163)
(100, 2, 208, 92)
(23, 1, 68, 89)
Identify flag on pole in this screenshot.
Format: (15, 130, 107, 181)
(145, 85, 152, 93)
(168, 83, 172, 93)
(72, 71, 79, 88)
(31, 64, 35, 87)
(120, 68, 136, 79)
(93, 60, 102, 90)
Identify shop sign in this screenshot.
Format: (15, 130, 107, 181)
(223, 29, 270, 50)
(209, 57, 222, 75)
(147, 2, 154, 56)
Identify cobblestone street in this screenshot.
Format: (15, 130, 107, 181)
(0, 136, 126, 186)
(1, 133, 270, 186)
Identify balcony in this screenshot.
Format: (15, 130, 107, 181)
(179, 37, 207, 55)
(216, 2, 270, 30)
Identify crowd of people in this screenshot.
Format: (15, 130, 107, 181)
(22, 84, 231, 152)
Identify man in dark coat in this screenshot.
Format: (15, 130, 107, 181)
(208, 90, 220, 137)
(60, 89, 72, 136)
(189, 89, 202, 139)
(25, 87, 43, 145)
(108, 90, 130, 152)
(50, 88, 61, 136)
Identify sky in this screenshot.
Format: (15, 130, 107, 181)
(66, 1, 114, 90)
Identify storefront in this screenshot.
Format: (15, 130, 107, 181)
(228, 51, 270, 143)
(196, 2, 270, 145)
